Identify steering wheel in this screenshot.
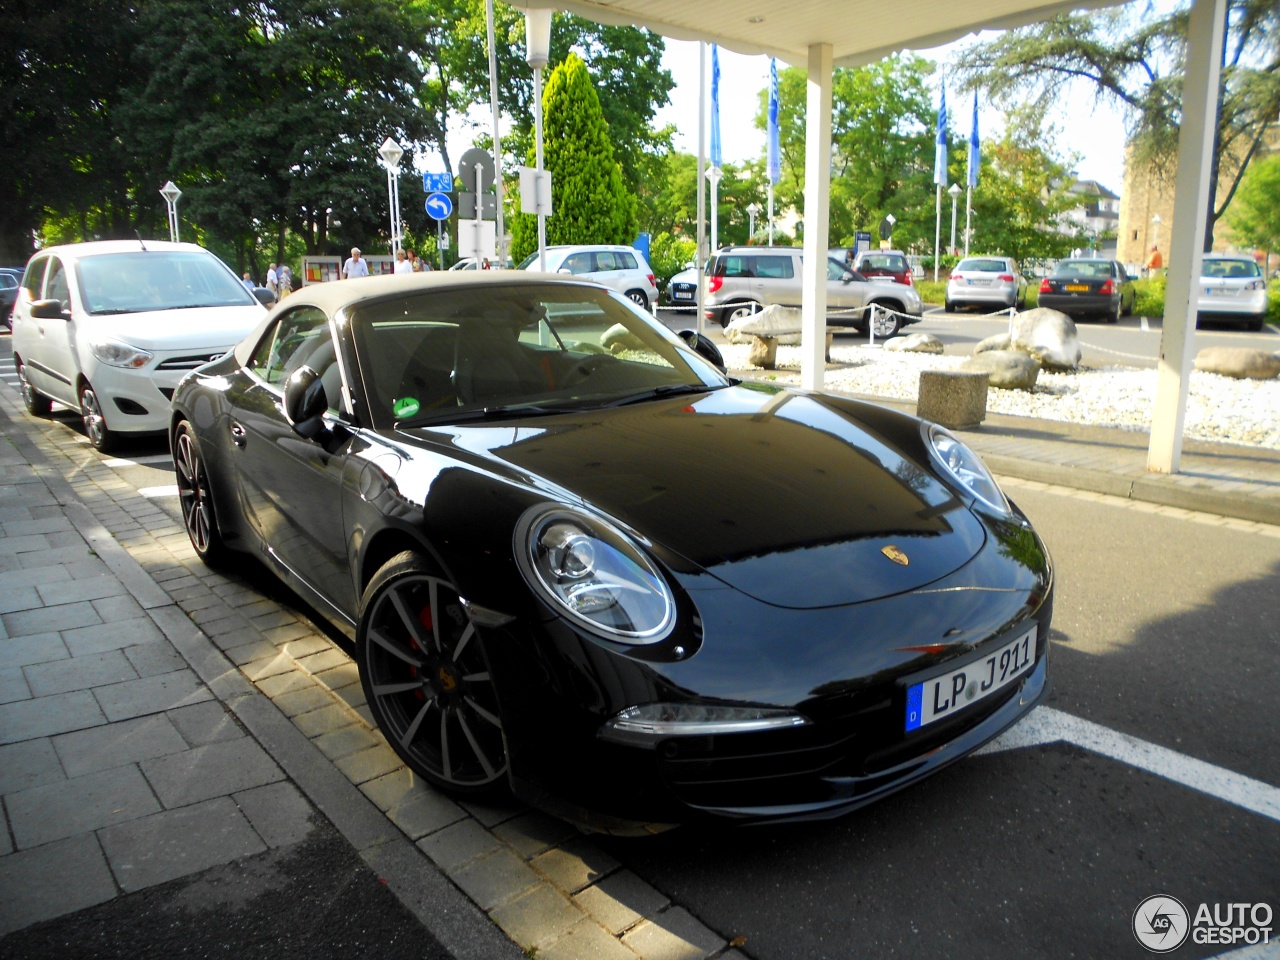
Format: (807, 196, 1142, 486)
(562, 353, 614, 385)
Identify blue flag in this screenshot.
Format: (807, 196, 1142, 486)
(711, 45, 722, 169)
(767, 58, 780, 185)
(967, 91, 980, 188)
(934, 84, 948, 186)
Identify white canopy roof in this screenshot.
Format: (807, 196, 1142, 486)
(513, 0, 1116, 67)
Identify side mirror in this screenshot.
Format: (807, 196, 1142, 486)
(842, 271, 856, 284)
(283, 365, 329, 440)
(252, 287, 277, 307)
(30, 299, 69, 320)
(677, 330, 727, 373)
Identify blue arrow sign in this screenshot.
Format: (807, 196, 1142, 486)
(425, 192, 453, 221)
(422, 172, 453, 193)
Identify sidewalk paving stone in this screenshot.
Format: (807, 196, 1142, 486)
(0, 738, 66, 794)
(620, 907, 726, 960)
(417, 817, 506, 872)
(61, 615, 166, 657)
(140, 735, 284, 808)
(490, 882, 587, 952)
(451, 847, 543, 912)
(24, 648, 137, 697)
(93, 667, 212, 721)
(167, 701, 244, 747)
(233, 780, 318, 848)
(532, 837, 622, 895)
(574, 869, 672, 936)
(97, 796, 267, 893)
(0, 689, 106, 744)
(0, 666, 31, 704)
(0, 631, 69, 671)
(0, 833, 118, 936)
(543, 919, 643, 960)
(52, 713, 190, 777)
(8, 764, 161, 849)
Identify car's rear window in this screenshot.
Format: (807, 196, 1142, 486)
(1054, 260, 1115, 278)
(859, 255, 908, 272)
(955, 259, 1009, 273)
(1202, 259, 1261, 279)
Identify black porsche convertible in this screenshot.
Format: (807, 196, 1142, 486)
(170, 271, 1052, 831)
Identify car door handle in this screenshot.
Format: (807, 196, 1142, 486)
(230, 422, 247, 447)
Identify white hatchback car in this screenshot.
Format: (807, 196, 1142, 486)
(945, 256, 1027, 313)
(12, 240, 268, 451)
(1197, 253, 1270, 331)
(518, 245, 660, 310)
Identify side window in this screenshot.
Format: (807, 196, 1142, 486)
(717, 256, 753, 278)
(618, 252, 638, 270)
(596, 252, 619, 271)
(826, 259, 847, 281)
(562, 253, 592, 275)
(22, 258, 48, 299)
(755, 256, 794, 280)
(45, 259, 70, 310)
(246, 306, 337, 395)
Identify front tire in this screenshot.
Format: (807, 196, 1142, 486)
(16, 359, 52, 416)
(358, 553, 508, 795)
(173, 420, 228, 565)
(625, 289, 649, 311)
(78, 380, 115, 452)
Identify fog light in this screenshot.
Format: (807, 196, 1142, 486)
(598, 703, 810, 747)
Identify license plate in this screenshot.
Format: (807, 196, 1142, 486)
(1064, 284, 1089, 292)
(674, 291, 693, 299)
(967, 278, 991, 286)
(1204, 287, 1236, 297)
(905, 626, 1037, 732)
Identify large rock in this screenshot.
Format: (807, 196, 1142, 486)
(725, 303, 802, 344)
(973, 333, 1012, 354)
(884, 332, 944, 354)
(1008, 308, 1081, 371)
(1194, 347, 1280, 380)
(601, 323, 644, 352)
(961, 350, 1041, 390)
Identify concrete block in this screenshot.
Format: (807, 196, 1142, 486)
(417, 817, 505, 872)
(621, 907, 726, 960)
(917, 369, 989, 429)
(532, 837, 621, 895)
(490, 882, 587, 952)
(450, 847, 542, 911)
(541, 920, 641, 960)
(574, 869, 671, 935)
(494, 810, 580, 860)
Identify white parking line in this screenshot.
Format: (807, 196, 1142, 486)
(978, 706, 1280, 824)
(102, 455, 173, 468)
(138, 485, 179, 498)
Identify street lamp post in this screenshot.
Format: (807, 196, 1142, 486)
(159, 181, 182, 243)
(948, 183, 961, 256)
(378, 137, 404, 257)
(525, 8, 552, 273)
(746, 202, 760, 242)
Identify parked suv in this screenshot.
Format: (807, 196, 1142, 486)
(518, 244, 659, 310)
(704, 246, 923, 336)
(11, 240, 267, 451)
(1197, 253, 1269, 331)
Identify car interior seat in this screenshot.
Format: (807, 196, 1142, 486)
(452, 317, 547, 406)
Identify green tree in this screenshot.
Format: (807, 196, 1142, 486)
(509, 53, 636, 261)
(953, 1, 1280, 249)
(1225, 153, 1280, 275)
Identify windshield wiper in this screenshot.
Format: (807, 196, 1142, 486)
(395, 398, 586, 428)
(602, 383, 718, 407)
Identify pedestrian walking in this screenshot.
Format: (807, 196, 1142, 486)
(342, 247, 369, 279)
(1145, 245, 1163, 277)
(265, 262, 279, 297)
(277, 263, 293, 297)
(395, 250, 412, 274)
(241, 271, 254, 291)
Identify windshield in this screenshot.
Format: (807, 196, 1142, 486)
(78, 251, 257, 314)
(349, 282, 730, 429)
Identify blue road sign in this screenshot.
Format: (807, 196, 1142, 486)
(423, 172, 453, 193)
(425, 193, 454, 220)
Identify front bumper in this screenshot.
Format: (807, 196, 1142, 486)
(490, 520, 1054, 830)
(91, 348, 236, 434)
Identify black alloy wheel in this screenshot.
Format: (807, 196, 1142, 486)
(78, 380, 115, 452)
(358, 553, 508, 795)
(173, 420, 227, 564)
(16, 359, 52, 416)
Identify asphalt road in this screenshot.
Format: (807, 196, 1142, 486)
(2, 334, 1277, 959)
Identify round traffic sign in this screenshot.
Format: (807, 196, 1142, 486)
(425, 193, 454, 221)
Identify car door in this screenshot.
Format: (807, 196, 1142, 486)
(752, 253, 802, 307)
(232, 304, 356, 614)
(30, 256, 81, 407)
(825, 257, 863, 311)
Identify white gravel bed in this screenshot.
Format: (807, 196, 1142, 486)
(721, 342, 1280, 450)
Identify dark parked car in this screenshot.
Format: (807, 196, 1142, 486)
(1037, 258, 1135, 322)
(171, 271, 1053, 831)
(0, 272, 18, 328)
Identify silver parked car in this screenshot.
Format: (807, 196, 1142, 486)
(1197, 253, 1270, 331)
(518, 245, 660, 311)
(945, 256, 1027, 313)
(704, 246, 923, 337)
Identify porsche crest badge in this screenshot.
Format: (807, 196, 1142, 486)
(881, 545, 909, 566)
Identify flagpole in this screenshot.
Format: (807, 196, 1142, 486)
(768, 182, 774, 245)
(767, 57, 780, 247)
(934, 185, 941, 282)
(964, 188, 972, 257)
(696, 43, 707, 337)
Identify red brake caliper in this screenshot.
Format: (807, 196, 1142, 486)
(408, 604, 433, 701)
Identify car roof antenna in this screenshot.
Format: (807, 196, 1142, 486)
(135, 231, 148, 252)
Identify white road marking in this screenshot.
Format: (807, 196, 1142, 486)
(978, 706, 1280, 824)
(1141, 316, 1150, 332)
(138, 485, 180, 498)
(103, 455, 173, 468)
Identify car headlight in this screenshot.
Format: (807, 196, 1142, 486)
(926, 424, 1011, 516)
(515, 505, 676, 643)
(88, 338, 154, 369)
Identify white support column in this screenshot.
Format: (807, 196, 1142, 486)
(800, 42, 833, 392)
(1147, 0, 1226, 473)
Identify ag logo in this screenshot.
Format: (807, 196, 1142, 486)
(1133, 895, 1190, 953)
